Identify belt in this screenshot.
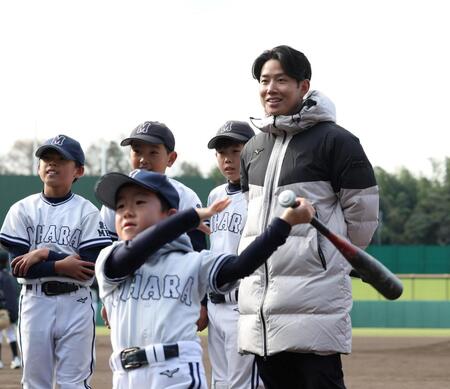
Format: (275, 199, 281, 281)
(209, 289, 239, 304)
(26, 281, 81, 296)
(121, 344, 179, 370)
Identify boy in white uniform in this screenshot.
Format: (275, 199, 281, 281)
(100, 121, 208, 330)
(94, 169, 315, 389)
(206, 121, 263, 388)
(100, 121, 203, 247)
(0, 135, 112, 389)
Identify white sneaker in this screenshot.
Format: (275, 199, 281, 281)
(10, 356, 21, 369)
(0, 360, 4, 369)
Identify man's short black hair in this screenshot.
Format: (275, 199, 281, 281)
(252, 45, 312, 83)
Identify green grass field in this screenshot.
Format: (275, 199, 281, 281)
(95, 326, 450, 338)
(352, 277, 450, 301)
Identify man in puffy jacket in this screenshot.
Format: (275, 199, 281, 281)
(238, 45, 379, 389)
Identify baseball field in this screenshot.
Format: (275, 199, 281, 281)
(1, 328, 450, 388)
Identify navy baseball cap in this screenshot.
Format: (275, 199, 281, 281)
(121, 121, 176, 151)
(35, 134, 85, 166)
(207, 121, 255, 149)
(95, 169, 180, 211)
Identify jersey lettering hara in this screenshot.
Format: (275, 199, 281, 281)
(210, 212, 243, 235)
(26, 221, 109, 250)
(116, 273, 194, 307)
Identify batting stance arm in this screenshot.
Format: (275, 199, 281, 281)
(104, 208, 201, 279)
(215, 218, 291, 287)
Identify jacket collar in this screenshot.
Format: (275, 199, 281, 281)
(250, 90, 336, 136)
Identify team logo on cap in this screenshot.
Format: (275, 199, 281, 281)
(136, 123, 151, 134)
(52, 135, 66, 145)
(218, 122, 233, 134)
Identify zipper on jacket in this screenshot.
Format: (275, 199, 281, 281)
(259, 131, 288, 357)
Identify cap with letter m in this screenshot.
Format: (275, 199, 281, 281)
(207, 120, 255, 149)
(121, 121, 175, 151)
(95, 169, 180, 210)
(35, 134, 85, 166)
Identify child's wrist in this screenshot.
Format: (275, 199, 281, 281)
(35, 248, 50, 261)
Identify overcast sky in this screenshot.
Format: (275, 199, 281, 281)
(0, 0, 448, 177)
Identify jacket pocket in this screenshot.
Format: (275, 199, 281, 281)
(315, 209, 327, 270)
(317, 241, 327, 270)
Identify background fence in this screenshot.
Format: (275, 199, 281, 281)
(2, 175, 450, 328)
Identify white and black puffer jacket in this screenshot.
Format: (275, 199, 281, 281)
(237, 90, 379, 356)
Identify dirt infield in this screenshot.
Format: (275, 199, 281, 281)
(1, 335, 449, 388)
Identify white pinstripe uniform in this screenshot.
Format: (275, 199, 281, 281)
(0, 193, 111, 389)
(207, 184, 263, 389)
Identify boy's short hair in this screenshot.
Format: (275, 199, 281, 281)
(252, 45, 312, 83)
(95, 169, 180, 211)
(121, 121, 175, 152)
(207, 121, 255, 150)
(35, 134, 85, 166)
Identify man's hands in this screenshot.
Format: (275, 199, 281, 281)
(196, 197, 232, 234)
(54, 255, 95, 281)
(280, 197, 315, 226)
(11, 248, 49, 277)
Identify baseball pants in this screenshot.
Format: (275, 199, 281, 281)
(208, 301, 263, 388)
(109, 340, 207, 389)
(18, 285, 96, 389)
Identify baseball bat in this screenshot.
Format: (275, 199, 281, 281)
(278, 190, 403, 300)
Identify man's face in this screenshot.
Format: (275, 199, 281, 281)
(38, 150, 83, 196)
(215, 143, 244, 184)
(129, 140, 177, 174)
(259, 59, 310, 116)
(115, 184, 169, 241)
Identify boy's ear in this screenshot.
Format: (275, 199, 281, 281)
(167, 208, 177, 217)
(75, 165, 85, 179)
(166, 151, 178, 168)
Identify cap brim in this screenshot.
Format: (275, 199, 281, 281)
(95, 172, 167, 210)
(35, 145, 74, 161)
(120, 135, 171, 149)
(207, 133, 250, 149)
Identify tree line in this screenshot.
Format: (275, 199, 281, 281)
(1, 140, 448, 245)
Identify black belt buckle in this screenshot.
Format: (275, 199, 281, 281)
(121, 347, 147, 370)
(42, 281, 79, 296)
(42, 281, 62, 296)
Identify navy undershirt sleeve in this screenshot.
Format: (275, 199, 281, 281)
(104, 209, 200, 279)
(7, 243, 109, 279)
(6, 244, 57, 278)
(187, 229, 207, 252)
(216, 217, 292, 287)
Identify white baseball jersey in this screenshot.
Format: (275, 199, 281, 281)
(96, 234, 235, 389)
(0, 192, 111, 389)
(207, 183, 263, 389)
(0, 192, 111, 286)
(100, 177, 202, 240)
(207, 183, 247, 254)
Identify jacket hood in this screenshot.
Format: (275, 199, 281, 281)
(148, 233, 193, 261)
(250, 90, 336, 136)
